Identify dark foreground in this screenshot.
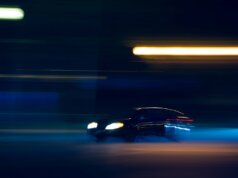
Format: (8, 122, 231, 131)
(0, 129, 238, 178)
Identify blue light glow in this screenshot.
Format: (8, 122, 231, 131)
(165, 125, 191, 131)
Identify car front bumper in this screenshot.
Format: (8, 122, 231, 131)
(87, 127, 126, 137)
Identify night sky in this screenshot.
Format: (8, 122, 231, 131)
(0, 0, 238, 126)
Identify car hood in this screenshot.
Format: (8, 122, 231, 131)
(97, 117, 130, 125)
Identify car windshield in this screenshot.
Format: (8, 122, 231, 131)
(131, 109, 183, 120)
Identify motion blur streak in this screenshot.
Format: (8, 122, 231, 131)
(17, 68, 164, 73)
(133, 47, 238, 56)
(0, 74, 107, 80)
(164, 125, 191, 131)
(0, 129, 84, 134)
(0, 7, 24, 20)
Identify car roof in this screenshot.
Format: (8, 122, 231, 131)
(134, 107, 184, 115)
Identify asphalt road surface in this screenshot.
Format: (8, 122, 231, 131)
(0, 129, 238, 178)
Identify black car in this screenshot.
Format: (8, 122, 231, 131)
(87, 107, 193, 142)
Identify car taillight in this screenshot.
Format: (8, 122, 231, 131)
(177, 116, 193, 122)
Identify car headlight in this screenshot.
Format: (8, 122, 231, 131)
(87, 122, 98, 129)
(105, 122, 124, 130)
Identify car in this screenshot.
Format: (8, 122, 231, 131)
(87, 107, 193, 142)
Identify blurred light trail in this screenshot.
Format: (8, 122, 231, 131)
(0, 7, 24, 20)
(0, 129, 85, 134)
(0, 74, 107, 80)
(164, 125, 191, 131)
(133, 47, 238, 56)
(16, 68, 163, 73)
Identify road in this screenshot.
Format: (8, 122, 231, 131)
(0, 129, 238, 178)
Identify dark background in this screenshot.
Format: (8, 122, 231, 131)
(1, 0, 238, 128)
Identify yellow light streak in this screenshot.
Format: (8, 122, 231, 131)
(133, 47, 238, 56)
(0, 7, 24, 20)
